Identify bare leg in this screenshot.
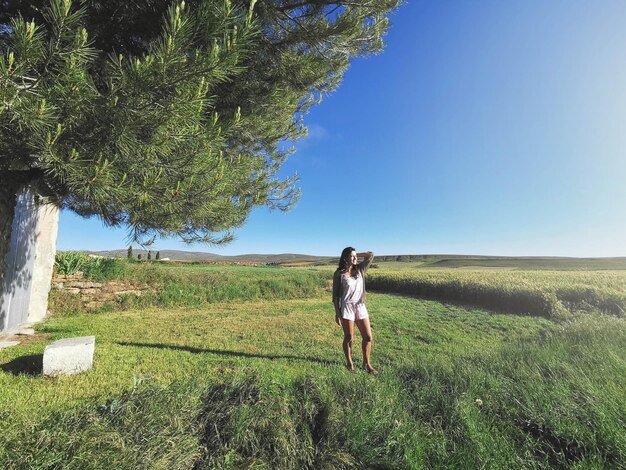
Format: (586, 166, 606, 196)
(341, 319, 355, 370)
(356, 318, 377, 373)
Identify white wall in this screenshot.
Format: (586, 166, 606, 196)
(0, 188, 58, 332)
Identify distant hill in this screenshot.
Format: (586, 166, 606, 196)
(92, 249, 334, 264)
(374, 255, 626, 270)
(87, 250, 626, 269)
(94, 249, 225, 261)
(423, 257, 626, 270)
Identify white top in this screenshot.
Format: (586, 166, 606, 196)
(340, 271, 365, 307)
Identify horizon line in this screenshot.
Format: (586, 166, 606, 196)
(80, 249, 626, 260)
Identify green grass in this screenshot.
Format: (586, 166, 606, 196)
(51, 259, 626, 321)
(49, 263, 330, 315)
(55, 251, 127, 280)
(3, 282, 626, 468)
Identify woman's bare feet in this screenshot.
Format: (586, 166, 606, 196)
(364, 365, 378, 375)
(347, 362, 355, 371)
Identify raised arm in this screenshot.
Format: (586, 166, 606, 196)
(357, 251, 374, 274)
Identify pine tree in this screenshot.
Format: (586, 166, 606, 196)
(156, 251, 160, 260)
(1, 0, 400, 244)
(147, 251, 152, 261)
(127, 246, 133, 260)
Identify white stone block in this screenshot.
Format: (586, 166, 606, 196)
(0, 341, 20, 349)
(43, 336, 95, 376)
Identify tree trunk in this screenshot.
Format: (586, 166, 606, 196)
(0, 183, 59, 332)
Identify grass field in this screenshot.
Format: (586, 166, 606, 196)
(3, 263, 626, 468)
(371, 257, 626, 270)
(367, 268, 626, 319)
(49, 262, 331, 315)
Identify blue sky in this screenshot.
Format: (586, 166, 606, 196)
(58, 0, 626, 257)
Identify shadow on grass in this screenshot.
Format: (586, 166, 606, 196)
(371, 290, 539, 318)
(1, 354, 43, 376)
(116, 342, 339, 366)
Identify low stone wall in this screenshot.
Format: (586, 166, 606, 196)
(51, 272, 152, 310)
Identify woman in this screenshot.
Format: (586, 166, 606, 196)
(332, 247, 377, 373)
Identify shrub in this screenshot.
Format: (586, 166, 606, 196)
(54, 251, 90, 275)
(82, 257, 127, 281)
(54, 252, 127, 280)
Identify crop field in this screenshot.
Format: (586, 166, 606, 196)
(367, 268, 626, 319)
(2, 259, 626, 468)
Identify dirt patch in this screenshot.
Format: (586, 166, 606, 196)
(0, 331, 53, 346)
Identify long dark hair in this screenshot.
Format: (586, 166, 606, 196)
(338, 246, 358, 278)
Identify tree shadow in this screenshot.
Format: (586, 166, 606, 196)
(0, 353, 43, 376)
(1, 185, 39, 332)
(116, 342, 339, 366)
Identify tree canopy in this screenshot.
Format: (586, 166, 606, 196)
(0, 0, 400, 244)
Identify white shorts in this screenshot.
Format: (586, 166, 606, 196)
(341, 302, 369, 321)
